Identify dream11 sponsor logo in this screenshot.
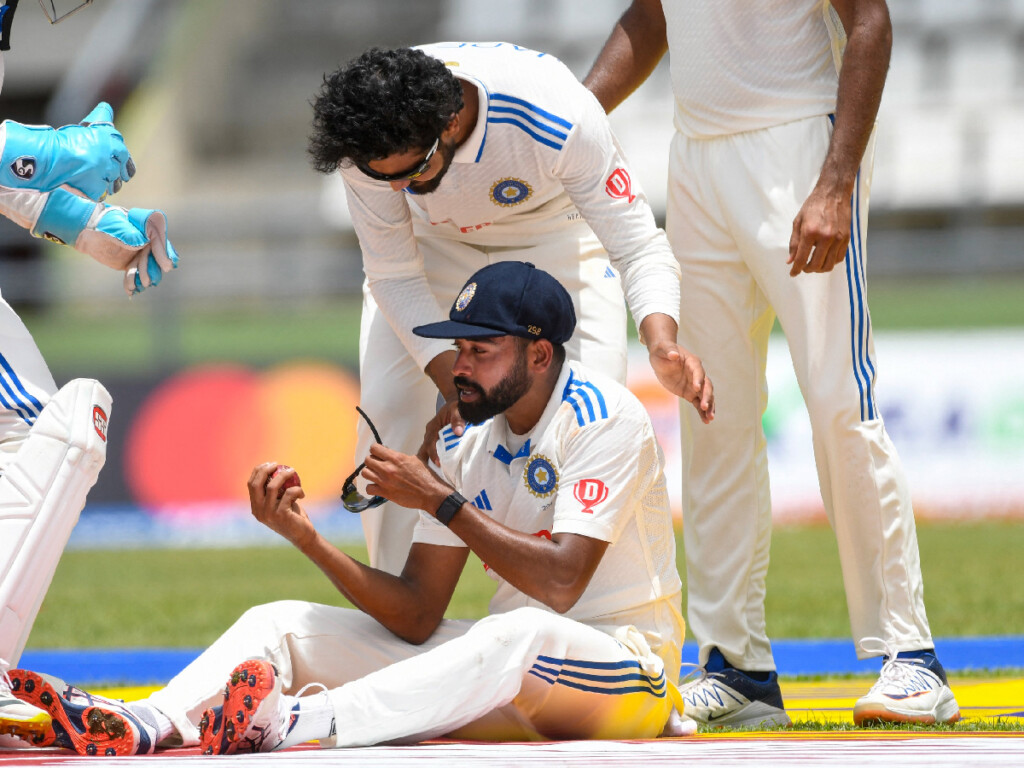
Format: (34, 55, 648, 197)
(574, 478, 609, 514)
(92, 405, 108, 442)
(604, 168, 635, 204)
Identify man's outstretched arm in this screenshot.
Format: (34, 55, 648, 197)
(583, 0, 668, 113)
(249, 462, 468, 645)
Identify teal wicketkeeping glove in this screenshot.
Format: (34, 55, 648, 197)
(0, 102, 135, 200)
(32, 188, 179, 296)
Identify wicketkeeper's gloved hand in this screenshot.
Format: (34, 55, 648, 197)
(0, 102, 135, 200)
(32, 188, 179, 296)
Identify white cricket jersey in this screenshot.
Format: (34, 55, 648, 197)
(340, 42, 680, 371)
(413, 362, 684, 665)
(662, 0, 844, 138)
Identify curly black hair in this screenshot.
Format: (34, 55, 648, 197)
(309, 47, 464, 174)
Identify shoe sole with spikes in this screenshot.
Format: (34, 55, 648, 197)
(6, 669, 155, 755)
(0, 702, 59, 748)
(199, 659, 282, 755)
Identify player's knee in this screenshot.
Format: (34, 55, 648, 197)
(35, 378, 111, 458)
(234, 600, 309, 636)
(469, 607, 559, 645)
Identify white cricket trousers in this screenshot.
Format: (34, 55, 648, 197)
(2, 292, 111, 667)
(146, 602, 675, 748)
(666, 116, 933, 669)
(357, 230, 628, 575)
(0, 291, 56, 468)
(1, 290, 56, 664)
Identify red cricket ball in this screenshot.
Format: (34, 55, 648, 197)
(271, 465, 301, 497)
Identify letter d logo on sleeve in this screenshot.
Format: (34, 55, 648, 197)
(604, 168, 635, 204)
(573, 478, 609, 513)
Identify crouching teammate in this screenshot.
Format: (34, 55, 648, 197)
(0, 0, 179, 742)
(5, 261, 709, 754)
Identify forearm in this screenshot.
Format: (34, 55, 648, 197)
(583, 0, 668, 112)
(0, 185, 47, 231)
(823, 0, 892, 194)
(615, 233, 681, 331)
(447, 505, 597, 613)
(367, 272, 453, 371)
(638, 311, 678, 349)
(294, 530, 442, 642)
(359, 445, 599, 617)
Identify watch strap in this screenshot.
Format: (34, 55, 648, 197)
(436, 491, 467, 526)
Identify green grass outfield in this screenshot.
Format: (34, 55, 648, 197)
(28, 520, 1024, 649)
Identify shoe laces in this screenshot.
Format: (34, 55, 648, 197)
(860, 637, 929, 692)
(285, 682, 328, 733)
(269, 682, 327, 741)
(676, 662, 710, 693)
(294, 682, 328, 699)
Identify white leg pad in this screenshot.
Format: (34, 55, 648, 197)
(0, 379, 111, 664)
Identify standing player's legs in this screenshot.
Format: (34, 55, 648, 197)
(323, 607, 675, 747)
(143, 600, 474, 746)
(666, 132, 777, 674)
(732, 117, 932, 653)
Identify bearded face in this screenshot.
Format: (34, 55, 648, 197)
(454, 342, 531, 424)
(408, 135, 457, 195)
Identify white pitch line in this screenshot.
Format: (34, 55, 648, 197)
(2, 737, 1024, 767)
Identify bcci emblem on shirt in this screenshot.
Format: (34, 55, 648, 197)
(491, 177, 533, 207)
(524, 455, 557, 497)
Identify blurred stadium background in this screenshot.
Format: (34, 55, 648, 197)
(3, 0, 1024, 551)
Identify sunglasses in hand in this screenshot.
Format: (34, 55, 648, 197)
(341, 407, 388, 513)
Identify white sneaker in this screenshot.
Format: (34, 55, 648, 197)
(0, 661, 52, 747)
(677, 649, 791, 728)
(853, 638, 961, 725)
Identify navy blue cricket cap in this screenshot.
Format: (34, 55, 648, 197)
(413, 261, 576, 344)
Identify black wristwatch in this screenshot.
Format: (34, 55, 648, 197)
(435, 491, 468, 527)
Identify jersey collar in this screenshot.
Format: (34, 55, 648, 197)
(486, 362, 575, 462)
(450, 73, 489, 164)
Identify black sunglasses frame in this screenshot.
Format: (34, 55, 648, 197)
(356, 137, 440, 183)
(341, 407, 387, 513)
